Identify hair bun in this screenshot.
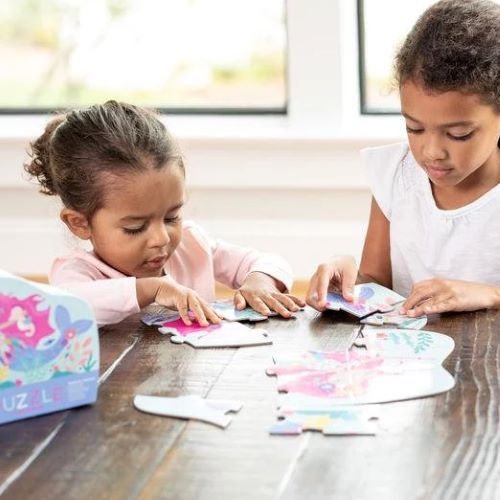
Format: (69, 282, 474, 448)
(24, 115, 66, 195)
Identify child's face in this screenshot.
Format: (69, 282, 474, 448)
(400, 80, 500, 189)
(88, 164, 185, 278)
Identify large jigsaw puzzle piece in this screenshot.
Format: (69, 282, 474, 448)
(158, 318, 272, 348)
(267, 329, 456, 405)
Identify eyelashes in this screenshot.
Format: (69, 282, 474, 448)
(405, 127, 475, 142)
(123, 216, 181, 236)
(123, 225, 146, 235)
(449, 132, 474, 141)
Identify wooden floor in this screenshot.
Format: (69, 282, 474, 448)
(1, 307, 499, 499)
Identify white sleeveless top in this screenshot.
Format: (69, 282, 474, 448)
(362, 142, 500, 296)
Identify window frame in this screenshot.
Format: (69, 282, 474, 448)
(357, 0, 405, 116)
(0, 106, 287, 116)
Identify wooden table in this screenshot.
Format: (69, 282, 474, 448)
(1, 307, 499, 500)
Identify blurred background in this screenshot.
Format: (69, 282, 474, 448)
(0, 0, 462, 286)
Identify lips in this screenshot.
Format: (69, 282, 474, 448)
(144, 255, 168, 268)
(424, 164, 453, 179)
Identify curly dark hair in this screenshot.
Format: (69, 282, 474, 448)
(394, 0, 500, 111)
(25, 101, 184, 218)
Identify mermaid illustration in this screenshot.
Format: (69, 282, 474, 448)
(0, 293, 93, 373)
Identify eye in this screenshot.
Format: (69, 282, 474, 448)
(448, 131, 474, 141)
(164, 216, 181, 225)
(123, 224, 147, 235)
(406, 126, 424, 134)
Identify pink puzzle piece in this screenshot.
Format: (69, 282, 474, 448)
(158, 318, 272, 348)
(267, 330, 455, 406)
(159, 318, 223, 336)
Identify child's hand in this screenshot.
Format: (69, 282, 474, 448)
(234, 272, 305, 318)
(155, 277, 222, 326)
(306, 256, 358, 311)
(401, 279, 500, 317)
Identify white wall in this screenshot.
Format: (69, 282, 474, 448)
(0, 125, 404, 279)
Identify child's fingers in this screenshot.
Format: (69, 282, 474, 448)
(305, 276, 319, 308)
(177, 298, 192, 325)
(233, 290, 247, 310)
(408, 293, 454, 316)
(407, 298, 435, 317)
(246, 295, 272, 316)
(402, 279, 449, 313)
(201, 301, 222, 324)
(274, 293, 300, 312)
(306, 284, 324, 311)
(262, 294, 292, 318)
(315, 265, 333, 307)
(188, 295, 209, 326)
(401, 286, 433, 313)
(341, 262, 357, 301)
(306, 269, 330, 311)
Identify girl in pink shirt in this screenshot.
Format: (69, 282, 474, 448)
(25, 101, 303, 326)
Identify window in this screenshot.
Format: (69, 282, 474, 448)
(358, 0, 438, 114)
(0, 0, 286, 114)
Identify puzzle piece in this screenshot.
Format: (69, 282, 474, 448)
(134, 394, 243, 428)
(267, 334, 455, 405)
(266, 350, 360, 376)
(142, 309, 180, 326)
(353, 328, 453, 359)
(142, 301, 274, 326)
(361, 311, 427, 330)
(326, 283, 404, 318)
(270, 405, 380, 435)
(158, 319, 272, 348)
(211, 300, 269, 322)
(273, 364, 455, 406)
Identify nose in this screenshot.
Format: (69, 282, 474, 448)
(149, 222, 170, 248)
(422, 133, 447, 162)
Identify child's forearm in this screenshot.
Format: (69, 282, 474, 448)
(136, 278, 162, 308)
(357, 272, 380, 285)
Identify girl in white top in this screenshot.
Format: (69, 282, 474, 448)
(307, 0, 500, 317)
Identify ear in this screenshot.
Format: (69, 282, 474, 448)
(60, 208, 92, 240)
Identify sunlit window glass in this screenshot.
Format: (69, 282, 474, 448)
(0, 0, 286, 112)
(360, 0, 441, 113)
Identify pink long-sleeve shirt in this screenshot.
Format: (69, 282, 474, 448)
(49, 221, 294, 326)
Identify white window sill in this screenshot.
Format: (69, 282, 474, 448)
(0, 113, 405, 145)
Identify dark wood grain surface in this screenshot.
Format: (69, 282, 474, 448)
(1, 308, 498, 500)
